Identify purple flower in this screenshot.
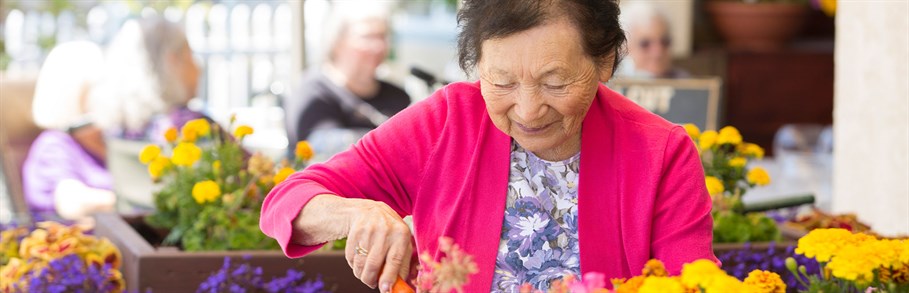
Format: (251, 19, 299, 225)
(198, 257, 328, 293)
(26, 254, 121, 292)
(718, 244, 821, 291)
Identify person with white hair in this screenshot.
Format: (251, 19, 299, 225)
(21, 41, 116, 221)
(284, 1, 410, 160)
(90, 16, 203, 141)
(617, 3, 689, 79)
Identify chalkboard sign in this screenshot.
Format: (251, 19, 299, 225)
(607, 77, 722, 131)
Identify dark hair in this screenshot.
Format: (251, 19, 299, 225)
(457, 0, 626, 75)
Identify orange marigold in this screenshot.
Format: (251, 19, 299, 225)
(743, 270, 786, 293)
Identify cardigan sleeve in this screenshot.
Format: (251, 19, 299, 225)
(260, 89, 449, 258)
(650, 126, 719, 273)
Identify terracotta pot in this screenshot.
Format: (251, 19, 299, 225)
(707, 1, 810, 51)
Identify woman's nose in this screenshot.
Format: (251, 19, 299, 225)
(514, 88, 547, 123)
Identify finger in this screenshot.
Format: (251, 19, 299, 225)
(379, 230, 408, 292)
(360, 226, 389, 288)
(345, 225, 359, 269)
(398, 239, 413, 279)
(352, 241, 370, 280)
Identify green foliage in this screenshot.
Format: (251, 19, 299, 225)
(143, 120, 286, 251)
(684, 125, 779, 244)
(713, 211, 781, 243)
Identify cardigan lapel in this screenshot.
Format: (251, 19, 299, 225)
(463, 110, 512, 292)
(578, 84, 630, 280)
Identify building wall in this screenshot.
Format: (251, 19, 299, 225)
(833, 0, 909, 236)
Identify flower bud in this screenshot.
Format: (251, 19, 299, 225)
(785, 257, 797, 272)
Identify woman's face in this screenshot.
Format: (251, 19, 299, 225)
(478, 17, 613, 160)
(335, 18, 389, 72)
(628, 17, 672, 77)
(174, 42, 200, 102)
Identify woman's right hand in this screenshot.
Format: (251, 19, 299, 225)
(292, 195, 413, 293)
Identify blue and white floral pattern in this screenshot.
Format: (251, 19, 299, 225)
(491, 141, 581, 292)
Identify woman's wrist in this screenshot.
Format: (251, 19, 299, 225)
(292, 194, 361, 246)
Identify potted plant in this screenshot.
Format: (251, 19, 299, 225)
(706, 0, 811, 51)
(683, 124, 783, 247)
(0, 222, 124, 292)
(92, 117, 368, 292)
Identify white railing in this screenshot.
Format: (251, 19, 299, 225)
(2, 0, 294, 113)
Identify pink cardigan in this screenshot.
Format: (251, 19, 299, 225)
(260, 81, 717, 291)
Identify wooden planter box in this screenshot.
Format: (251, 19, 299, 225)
(93, 212, 375, 293)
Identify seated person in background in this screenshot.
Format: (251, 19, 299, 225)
(88, 17, 205, 213)
(90, 17, 204, 142)
(22, 41, 115, 221)
(285, 2, 410, 160)
(616, 3, 690, 79)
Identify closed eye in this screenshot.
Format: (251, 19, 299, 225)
(544, 84, 567, 90)
(494, 83, 517, 89)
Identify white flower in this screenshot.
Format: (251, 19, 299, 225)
(516, 214, 550, 237)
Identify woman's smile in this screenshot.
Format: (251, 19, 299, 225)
(515, 121, 554, 135)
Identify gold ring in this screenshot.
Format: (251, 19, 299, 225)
(356, 245, 369, 256)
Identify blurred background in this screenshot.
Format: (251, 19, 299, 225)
(0, 0, 906, 235)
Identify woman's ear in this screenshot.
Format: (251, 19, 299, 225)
(598, 53, 616, 83)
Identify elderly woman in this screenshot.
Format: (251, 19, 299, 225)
(616, 3, 690, 79)
(260, 1, 716, 292)
(284, 1, 410, 161)
(22, 41, 115, 221)
(90, 17, 202, 141)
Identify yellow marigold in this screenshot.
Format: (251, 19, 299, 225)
(212, 160, 221, 173)
(639, 277, 685, 293)
(681, 259, 726, 288)
(795, 228, 875, 262)
(642, 259, 668, 277)
(138, 145, 161, 164)
(683, 123, 701, 140)
(704, 275, 750, 293)
(827, 243, 877, 285)
(164, 127, 178, 143)
(172, 142, 202, 167)
(717, 126, 743, 146)
(615, 276, 645, 293)
(898, 240, 909, 266)
(705, 176, 725, 196)
(233, 125, 254, 139)
(729, 157, 747, 168)
(148, 156, 171, 179)
(699, 130, 718, 150)
(273, 167, 295, 185)
(295, 140, 314, 161)
(744, 270, 786, 293)
(739, 143, 765, 159)
(681, 259, 725, 289)
(867, 239, 905, 269)
(181, 118, 211, 142)
(747, 167, 771, 186)
(192, 180, 221, 204)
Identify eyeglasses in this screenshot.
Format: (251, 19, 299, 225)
(638, 36, 672, 50)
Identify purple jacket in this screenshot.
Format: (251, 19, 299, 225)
(22, 130, 112, 215)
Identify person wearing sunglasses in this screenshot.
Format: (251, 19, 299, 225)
(618, 3, 690, 79)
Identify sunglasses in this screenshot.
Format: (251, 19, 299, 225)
(639, 36, 672, 50)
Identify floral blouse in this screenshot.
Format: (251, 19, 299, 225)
(491, 141, 581, 292)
